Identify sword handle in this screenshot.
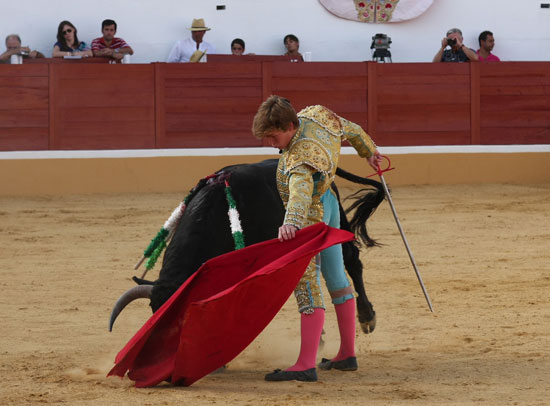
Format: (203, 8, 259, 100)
(367, 155, 394, 178)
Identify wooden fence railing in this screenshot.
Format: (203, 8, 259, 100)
(1, 61, 549, 151)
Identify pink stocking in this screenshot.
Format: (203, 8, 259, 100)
(286, 308, 325, 371)
(333, 298, 356, 361)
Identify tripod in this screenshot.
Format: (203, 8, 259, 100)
(372, 48, 392, 63)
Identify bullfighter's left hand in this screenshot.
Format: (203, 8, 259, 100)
(278, 224, 298, 241)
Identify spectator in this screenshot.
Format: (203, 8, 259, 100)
(52, 21, 93, 58)
(167, 18, 215, 63)
(283, 34, 304, 62)
(231, 38, 245, 55)
(91, 19, 133, 61)
(0, 34, 44, 63)
(433, 28, 478, 63)
(477, 30, 500, 62)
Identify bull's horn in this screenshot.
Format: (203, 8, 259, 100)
(109, 285, 153, 332)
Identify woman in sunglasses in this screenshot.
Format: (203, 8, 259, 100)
(53, 21, 93, 58)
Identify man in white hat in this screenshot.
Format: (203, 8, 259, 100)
(167, 18, 215, 63)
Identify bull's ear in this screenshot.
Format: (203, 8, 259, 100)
(132, 276, 155, 285)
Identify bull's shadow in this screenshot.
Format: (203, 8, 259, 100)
(110, 159, 384, 334)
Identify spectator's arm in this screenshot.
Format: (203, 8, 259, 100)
(52, 45, 68, 58)
(112, 46, 133, 60)
(462, 46, 479, 61)
(432, 38, 447, 63)
(94, 48, 112, 57)
(73, 49, 93, 58)
(0, 48, 16, 61)
(119, 46, 133, 55)
(29, 50, 44, 59)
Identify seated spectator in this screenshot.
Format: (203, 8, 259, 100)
(52, 21, 93, 58)
(433, 28, 478, 63)
(91, 19, 133, 61)
(0, 34, 44, 63)
(167, 18, 215, 63)
(231, 38, 245, 55)
(283, 34, 304, 62)
(477, 30, 500, 62)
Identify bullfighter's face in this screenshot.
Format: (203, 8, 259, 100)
(265, 123, 296, 150)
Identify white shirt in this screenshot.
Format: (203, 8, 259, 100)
(167, 37, 215, 63)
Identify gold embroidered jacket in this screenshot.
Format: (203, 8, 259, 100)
(277, 105, 377, 228)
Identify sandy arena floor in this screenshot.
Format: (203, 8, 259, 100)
(1, 183, 549, 405)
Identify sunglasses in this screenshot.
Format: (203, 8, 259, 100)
(62, 28, 74, 35)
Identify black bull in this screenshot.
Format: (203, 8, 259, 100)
(110, 159, 385, 334)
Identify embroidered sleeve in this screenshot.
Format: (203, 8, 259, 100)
(286, 139, 332, 175)
(340, 117, 377, 158)
(283, 165, 315, 229)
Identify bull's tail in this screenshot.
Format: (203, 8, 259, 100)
(335, 167, 385, 247)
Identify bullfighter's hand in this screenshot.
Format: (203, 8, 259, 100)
(367, 150, 383, 171)
(278, 224, 298, 241)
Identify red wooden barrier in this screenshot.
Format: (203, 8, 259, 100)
(374, 63, 472, 146)
(155, 62, 263, 148)
(0, 65, 49, 151)
(0, 61, 549, 151)
(479, 62, 550, 144)
(49, 64, 155, 149)
(269, 62, 368, 129)
(23, 57, 110, 64)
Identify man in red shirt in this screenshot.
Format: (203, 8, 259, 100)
(91, 19, 133, 61)
(476, 30, 501, 62)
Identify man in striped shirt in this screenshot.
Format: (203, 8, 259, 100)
(91, 19, 133, 62)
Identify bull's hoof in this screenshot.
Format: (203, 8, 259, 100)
(359, 312, 376, 334)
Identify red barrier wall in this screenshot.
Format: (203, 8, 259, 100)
(0, 65, 49, 151)
(1, 61, 549, 151)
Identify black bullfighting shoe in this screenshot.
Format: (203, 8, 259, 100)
(318, 356, 358, 371)
(264, 368, 318, 382)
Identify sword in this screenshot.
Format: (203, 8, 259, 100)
(373, 156, 434, 312)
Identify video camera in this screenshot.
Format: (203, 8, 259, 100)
(371, 33, 392, 50)
(446, 38, 457, 47)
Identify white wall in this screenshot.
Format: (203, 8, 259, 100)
(2, 0, 550, 63)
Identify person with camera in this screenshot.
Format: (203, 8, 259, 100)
(0, 34, 44, 63)
(432, 28, 478, 63)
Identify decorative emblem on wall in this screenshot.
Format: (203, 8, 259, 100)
(319, 0, 434, 23)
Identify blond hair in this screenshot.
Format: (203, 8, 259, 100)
(252, 95, 299, 139)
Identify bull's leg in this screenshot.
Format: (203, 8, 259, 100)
(332, 183, 377, 333)
(342, 241, 376, 334)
